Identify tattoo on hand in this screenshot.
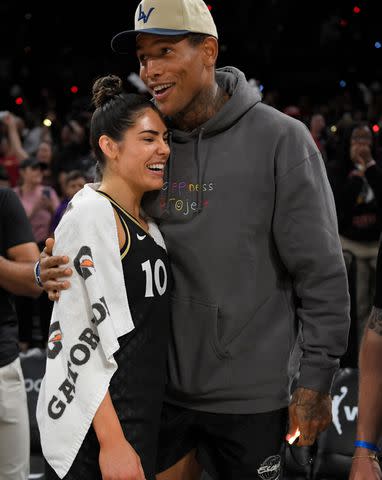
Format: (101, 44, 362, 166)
(368, 307, 382, 336)
(290, 388, 331, 422)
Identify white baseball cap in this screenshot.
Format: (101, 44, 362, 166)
(111, 0, 218, 53)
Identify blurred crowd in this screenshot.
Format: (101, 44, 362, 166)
(0, 108, 90, 349)
(1, 80, 382, 350)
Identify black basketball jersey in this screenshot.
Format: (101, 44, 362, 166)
(97, 191, 170, 328)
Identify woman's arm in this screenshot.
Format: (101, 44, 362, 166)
(93, 390, 146, 480)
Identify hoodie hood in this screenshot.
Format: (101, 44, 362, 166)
(171, 66, 262, 141)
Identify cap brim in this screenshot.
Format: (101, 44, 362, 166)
(111, 28, 190, 54)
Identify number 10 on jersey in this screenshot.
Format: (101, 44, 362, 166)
(141, 259, 168, 297)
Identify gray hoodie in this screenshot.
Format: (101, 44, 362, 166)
(143, 66, 350, 414)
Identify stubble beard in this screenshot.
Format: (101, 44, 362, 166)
(158, 83, 229, 132)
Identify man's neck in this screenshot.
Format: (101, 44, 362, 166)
(171, 82, 229, 132)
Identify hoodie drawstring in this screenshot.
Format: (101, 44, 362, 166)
(196, 128, 205, 214)
(163, 128, 205, 217)
(163, 131, 173, 216)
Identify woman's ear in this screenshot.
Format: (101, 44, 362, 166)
(98, 135, 118, 159)
(202, 36, 218, 68)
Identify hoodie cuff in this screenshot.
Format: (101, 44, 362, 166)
(296, 364, 338, 394)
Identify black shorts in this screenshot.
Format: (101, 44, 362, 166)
(156, 402, 288, 480)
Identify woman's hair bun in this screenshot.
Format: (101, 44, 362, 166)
(92, 75, 123, 108)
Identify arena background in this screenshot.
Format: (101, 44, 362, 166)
(1, 1, 381, 479)
(0, 0, 381, 118)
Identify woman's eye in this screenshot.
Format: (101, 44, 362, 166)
(162, 48, 172, 55)
(144, 138, 154, 142)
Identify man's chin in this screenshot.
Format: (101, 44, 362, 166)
(155, 102, 178, 118)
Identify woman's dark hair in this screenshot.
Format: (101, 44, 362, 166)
(90, 75, 165, 177)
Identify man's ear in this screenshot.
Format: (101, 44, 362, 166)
(202, 36, 219, 67)
(98, 135, 118, 159)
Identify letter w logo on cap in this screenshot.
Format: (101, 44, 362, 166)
(137, 4, 155, 24)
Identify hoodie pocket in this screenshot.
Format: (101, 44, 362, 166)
(225, 288, 294, 360)
(167, 296, 230, 397)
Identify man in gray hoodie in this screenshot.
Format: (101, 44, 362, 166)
(40, 0, 350, 478)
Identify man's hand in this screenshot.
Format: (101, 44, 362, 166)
(349, 451, 382, 480)
(99, 437, 146, 480)
(288, 387, 332, 446)
(40, 238, 72, 301)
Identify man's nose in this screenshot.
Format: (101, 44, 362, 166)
(146, 58, 163, 79)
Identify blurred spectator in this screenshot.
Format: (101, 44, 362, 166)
(22, 111, 53, 156)
(297, 95, 313, 125)
(14, 158, 59, 246)
(262, 89, 280, 108)
(35, 140, 55, 187)
(54, 118, 93, 175)
(0, 188, 41, 479)
(13, 157, 60, 349)
(283, 104, 301, 120)
(309, 113, 328, 162)
(368, 88, 382, 123)
(0, 112, 28, 187)
(50, 170, 86, 232)
(56, 170, 68, 198)
(331, 123, 382, 338)
(0, 165, 10, 188)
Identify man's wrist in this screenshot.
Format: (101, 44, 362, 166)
(297, 364, 336, 393)
(34, 260, 43, 287)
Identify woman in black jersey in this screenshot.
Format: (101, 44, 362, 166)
(44, 76, 171, 480)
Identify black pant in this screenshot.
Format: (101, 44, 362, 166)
(156, 403, 288, 480)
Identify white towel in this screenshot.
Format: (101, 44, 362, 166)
(37, 184, 164, 478)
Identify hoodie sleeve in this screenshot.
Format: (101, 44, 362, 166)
(272, 120, 350, 394)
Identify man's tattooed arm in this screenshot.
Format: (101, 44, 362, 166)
(368, 307, 382, 336)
